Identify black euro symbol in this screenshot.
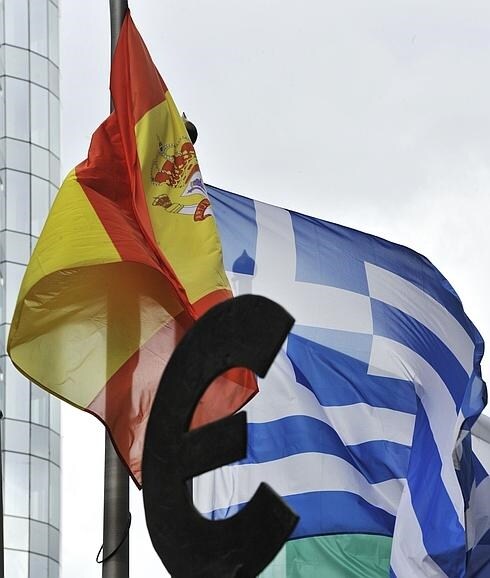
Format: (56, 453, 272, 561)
(142, 295, 299, 577)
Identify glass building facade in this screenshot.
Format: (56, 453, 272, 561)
(0, 1, 61, 576)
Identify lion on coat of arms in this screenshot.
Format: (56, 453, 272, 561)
(151, 136, 212, 221)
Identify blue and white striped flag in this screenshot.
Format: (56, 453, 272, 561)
(193, 185, 486, 577)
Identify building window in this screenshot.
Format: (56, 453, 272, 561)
(5, 550, 29, 578)
(31, 144, 49, 181)
(6, 138, 30, 173)
(31, 384, 50, 427)
(5, 78, 29, 141)
(31, 175, 50, 236)
(30, 456, 49, 522)
(4, 418, 30, 454)
(47, 3, 59, 64)
(29, 553, 48, 578)
(4, 452, 29, 517)
(29, 0, 48, 56)
(30, 52, 49, 88)
(4, 516, 29, 550)
(5, 170, 30, 234)
(4, 0, 28, 49)
(5, 45, 29, 80)
(5, 357, 30, 421)
(31, 423, 49, 459)
(49, 462, 60, 527)
(30, 519, 49, 557)
(31, 84, 49, 148)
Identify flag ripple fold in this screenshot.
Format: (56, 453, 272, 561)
(7, 13, 256, 485)
(193, 185, 487, 578)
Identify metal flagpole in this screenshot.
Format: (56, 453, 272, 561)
(102, 2, 130, 578)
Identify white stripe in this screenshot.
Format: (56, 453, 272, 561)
(466, 477, 490, 550)
(390, 481, 448, 577)
(252, 201, 373, 334)
(472, 414, 490, 470)
(467, 416, 490, 551)
(193, 452, 403, 517)
(369, 336, 465, 525)
(365, 262, 474, 376)
(245, 349, 415, 447)
(253, 201, 297, 285)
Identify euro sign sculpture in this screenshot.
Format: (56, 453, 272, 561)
(142, 295, 299, 577)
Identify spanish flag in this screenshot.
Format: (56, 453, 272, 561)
(7, 12, 256, 484)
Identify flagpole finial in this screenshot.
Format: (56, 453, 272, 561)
(182, 112, 198, 144)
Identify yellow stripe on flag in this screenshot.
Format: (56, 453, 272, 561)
(135, 97, 230, 305)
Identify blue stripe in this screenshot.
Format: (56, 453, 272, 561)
(371, 299, 468, 408)
(462, 373, 486, 424)
(291, 212, 370, 295)
(292, 325, 373, 364)
(456, 434, 474, 508)
(466, 529, 490, 577)
(474, 455, 488, 487)
(242, 416, 410, 484)
(408, 400, 466, 577)
(207, 491, 395, 539)
(209, 184, 483, 350)
(290, 210, 483, 343)
(389, 568, 397, 578)
(207, 184, 257, 275)
(287, 333, 417, 414)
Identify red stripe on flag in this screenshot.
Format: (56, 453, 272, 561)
(110, 13, 194, 317)
(75, 113, 161, 268)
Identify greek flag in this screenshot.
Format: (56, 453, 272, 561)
(193, 185, 487, 577)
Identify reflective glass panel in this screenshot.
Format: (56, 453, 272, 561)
(30, 0, 48, 56)
(4, 419, 30, 453)
(49, 559, 59, 577)
(0, 230, 5, 261)
(49, 183, 57, 205)
(31, 423, 49, 459)
(31, 145, 49, 180)
(0, 170, 5, 230)
(49, 95, 60, 156)
(29, 553, 48, 578)
(31, 457, 49, 522)
(4, 515, 29, 550)
(49, 430, 60, 465)
(49, 526, 60, 560)
(48, 3, 59, 64)
(0, 84, 5, 138)
(49, 153, 60, 186)
(6, 138, 30, 172)
(31, 175, 50, 236)
(5, 357, 30, 421)
(4, 452, 29, 517)
(6, 262, 26, 322)
(31, 84, 49, 148)
(5, 45, 29, 79)
(5, 170, 30, 233)
(6, 78, 29, 140)
(48, 61, 59, 95)
(31, 384, 49, 426)
(49, 463, 60, 527)
(5, 550, 28, 577)
(5, 0, 28, 48)
(30, 519, 49, 556)
(49, 398, 60, 433)
(31, 52, 49, 87)
(5, 231, 31, 264)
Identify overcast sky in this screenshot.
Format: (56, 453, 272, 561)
(59, 1, 490, 576)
